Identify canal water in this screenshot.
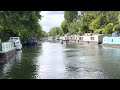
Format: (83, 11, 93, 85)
(0, 41, 120, 79)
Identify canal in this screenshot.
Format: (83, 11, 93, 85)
(0, 41, 120, 79)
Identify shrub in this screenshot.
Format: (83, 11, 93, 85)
(113, 24, 120, 32)
(102, 23, 114, 34)
(94, 29, 103, 34)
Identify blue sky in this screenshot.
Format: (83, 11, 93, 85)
(39, 11, 64, 32)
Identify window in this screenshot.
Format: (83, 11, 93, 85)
(112, 39, 113, 42)
(79, 37, 83, 40)
(79, 37, 81, 40)
(15, 38, 18, 39)
(91, 37, 94, 40)
(82, 37, 83, 40)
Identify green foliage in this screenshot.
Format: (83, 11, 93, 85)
(49, 27, 63, 36)
(106, 11, 119, 24)
(0, 25, 3, 30)
(102, 23, 114, 34)
(64, 11, 78, 26)
(0, 29, 18, 41)
(60, 11, 120, 35)
(78, 11, 97, 33)
(77, 11, 119, 34)
(0, 11, 42, 41)
(94, 28, 103, 34)
(78, 24, 85, 35)
(68, 19, 79, 34)
(60, 20, 69, 34)
(113, 24, 120, 31)
(118, 14, 120, 23)
(89, 17, 101, 31)
(41, 30, 47, 37)
(61, 11, 79, 35)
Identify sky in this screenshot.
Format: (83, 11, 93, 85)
(39, 11, 64, 33)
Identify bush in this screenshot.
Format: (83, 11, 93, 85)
(94, 29, 103, 34)
(102, 23, 114, 34)
(113, 24, 120, 32)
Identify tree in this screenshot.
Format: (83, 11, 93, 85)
(78, 11, 97, 33)
(113, 24, 120, 32)
(60, 20, 69, 34)
(89, 17, 101, 31)
(0, 11, 42, 41)
(64, 11, 78, 26)
(49, 27, 63, 36)
(60, 11, 120, 35)
(64, 11, 82, 35)
(94, 28, 103, 34)
(79, 11, 119, 34)
(102, 23, 114, 34)
(68, 19, 79, 34)
(41, 30, 47, 37)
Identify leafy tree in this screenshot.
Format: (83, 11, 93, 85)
(41, 30, 47, 37)
(113, 24, 120, 32)
(78, 12, 96, 33)
(0, 11, 42, 41)
(79, 11, 119, 34)
(106, 11, 119, 24)
(68, 19, 79, 34)
(89, 17, 101, 31)
(94, 28, 103, 34)
(49, 27, 63, 36)
(64, 11, 78, 24)
(60, 20, 69, 34)
(60, 11, 120, 35)
(102, 23, 114, 34)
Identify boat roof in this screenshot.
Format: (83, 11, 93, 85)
(10, 37, 19, 38)
(10, 37, 20, 38)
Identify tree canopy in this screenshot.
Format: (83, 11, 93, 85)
(60, 20, 69, 34)
(48, 27, 63, 36)
(64, 11, 78, 24)
(59, 11, 120, 35)
(0, 11, 43, 41)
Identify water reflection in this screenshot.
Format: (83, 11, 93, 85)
(0, 46, 42, 79)
(1, 42, 120, 79)
(35, 42, 66, 79)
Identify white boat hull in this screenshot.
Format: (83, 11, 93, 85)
(15, 44, 22, 50)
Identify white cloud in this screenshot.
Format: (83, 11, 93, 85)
(39, 11, 64, 32)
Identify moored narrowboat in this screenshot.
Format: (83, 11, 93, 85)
(0, 42, 16, 64)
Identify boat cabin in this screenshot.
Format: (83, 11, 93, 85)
(103, 32, 120, 45)
(9, 37, 22, 50)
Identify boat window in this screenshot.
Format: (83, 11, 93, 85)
(79, 37, 83, 40)
(16, 42, 19, 44)
(91, 37, 94, 40)
(14, 38, 18, 40)
(112, 39, 113, 42)
(82, 37, 83, 40)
